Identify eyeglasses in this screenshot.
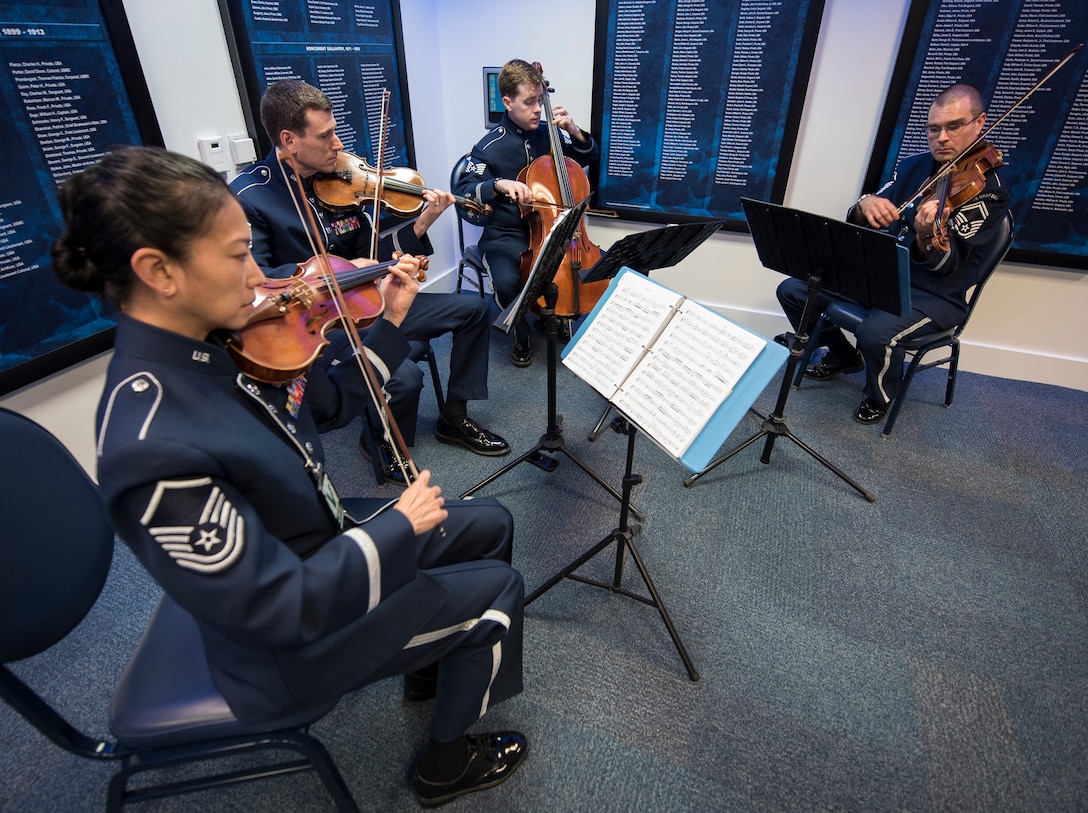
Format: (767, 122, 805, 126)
(926, 113, 982, 137)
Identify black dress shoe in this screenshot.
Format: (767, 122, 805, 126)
(435, 416, 510, 456)
(853, 399, 888, 425)
(510, 339, 532, 367)
(805, 351, 865, 380)
(358, 435, 408, 486)
(412, 731, 528, 808)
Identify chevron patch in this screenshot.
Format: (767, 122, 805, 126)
(139, 476, 246, 574)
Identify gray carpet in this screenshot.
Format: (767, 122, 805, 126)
(3, 313, 1086, 812)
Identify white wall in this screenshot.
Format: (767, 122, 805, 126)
(4, 0, 1086, 474)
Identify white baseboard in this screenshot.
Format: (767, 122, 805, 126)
(714, 307, 1088, 393)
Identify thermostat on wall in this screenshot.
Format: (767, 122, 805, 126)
(197, 136, 230, 172)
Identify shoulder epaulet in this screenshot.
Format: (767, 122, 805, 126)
(97, 372, 163, 457)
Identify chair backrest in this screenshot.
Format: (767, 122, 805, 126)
(955, 210, 1014, 338)
(0, 408, 114, 664)
(450, 153, 484, 253)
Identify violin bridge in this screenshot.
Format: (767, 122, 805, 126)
(291, 281, 317, 310)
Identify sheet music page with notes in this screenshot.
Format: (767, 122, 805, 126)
(612, 299, 765, 457)
(564, 268, 766, 459)
(561, 271, 683, 398)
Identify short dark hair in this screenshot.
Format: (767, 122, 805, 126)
(498, 59, 542, 100)
(932, 84, 984, 118)
(259, 79, 333, 147)
(52, 146, 231, 304)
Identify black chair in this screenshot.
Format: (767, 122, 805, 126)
(0, 407, 359, 811)
(795, 211, 1014, 438)
(450, 153, 490, 297)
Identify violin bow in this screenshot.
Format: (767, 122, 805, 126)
(899, 42, 1083, 213)
(275, 149, 421, 488)
(369, 89, 391, 262)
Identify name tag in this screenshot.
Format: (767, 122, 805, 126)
(320, 472, 345, 530)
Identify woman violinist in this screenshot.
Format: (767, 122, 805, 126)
(455, 59, 600, 367)
(52, 146, 527, 806)
(776, 84, 1011, 425)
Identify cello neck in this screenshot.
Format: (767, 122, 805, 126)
(536, 63, 575, 208)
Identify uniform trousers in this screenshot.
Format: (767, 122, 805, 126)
(327, 291, 493, 445)
(343, 496, 524, 742)
(777, 277, 944, 407)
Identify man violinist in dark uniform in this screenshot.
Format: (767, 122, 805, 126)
(231, 80, 509, 485)
(454, 59, 600, 367)
(776, 83, 1011, 424)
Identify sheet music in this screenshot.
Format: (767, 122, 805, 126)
(612, 299, 766, 457)
(499, 204, 577, 330)
(561, 271, 682, 398)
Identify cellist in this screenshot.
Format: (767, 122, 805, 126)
(455, 59, 600, 368)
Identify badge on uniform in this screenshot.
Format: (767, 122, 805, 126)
(141, 476, 245, 574)
(319, 472, 345, 530)
(285, 375, 306, 418)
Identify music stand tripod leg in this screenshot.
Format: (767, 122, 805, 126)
(684, 273, 876, 502)
(460, 284, 645, 521)
(527, 419, 699, 681)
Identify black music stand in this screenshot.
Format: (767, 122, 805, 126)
(526, 413, 699, 681)
(460, 199, 641, 518)
(582, 220, 725, 440)
(683, 199, 909, 500)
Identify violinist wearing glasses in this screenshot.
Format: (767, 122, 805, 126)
(776, 83, 1010, 425)
(231, 80, 509, 486)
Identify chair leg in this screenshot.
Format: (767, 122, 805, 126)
(106, 730, 360, 812)
(944, 339, 960, 407)
(881, 351, 925, 439)
(423, 346, 445, 414)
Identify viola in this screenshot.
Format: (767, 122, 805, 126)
(227, 254, 397, 384)
(314, 150, 491, 219)
(924, 142, 1004, 252)
(517, 63, 608, 326)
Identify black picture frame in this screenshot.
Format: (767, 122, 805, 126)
(587, 0, 826, 231)
(219, 0, 416, 169)
(862, 0, 1088, 271)
(0, 0, 164, 396)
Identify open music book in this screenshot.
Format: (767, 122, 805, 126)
(494, 199, 587, 334)
(563, 268, 784, 465)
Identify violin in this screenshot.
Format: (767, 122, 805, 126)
(924, 142, 1003, 252)
(227, 254, 401, 384)
(517, 63, 608, 326)
(314, 150, 492, 219)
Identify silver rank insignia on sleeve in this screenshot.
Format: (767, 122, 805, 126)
(140, 476, 245, 574)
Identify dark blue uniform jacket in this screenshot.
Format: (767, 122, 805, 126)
(850, 150, 1011, 330)
(95, 314, 447, 722)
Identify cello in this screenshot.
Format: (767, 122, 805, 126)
(517, 63, 608, 332)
